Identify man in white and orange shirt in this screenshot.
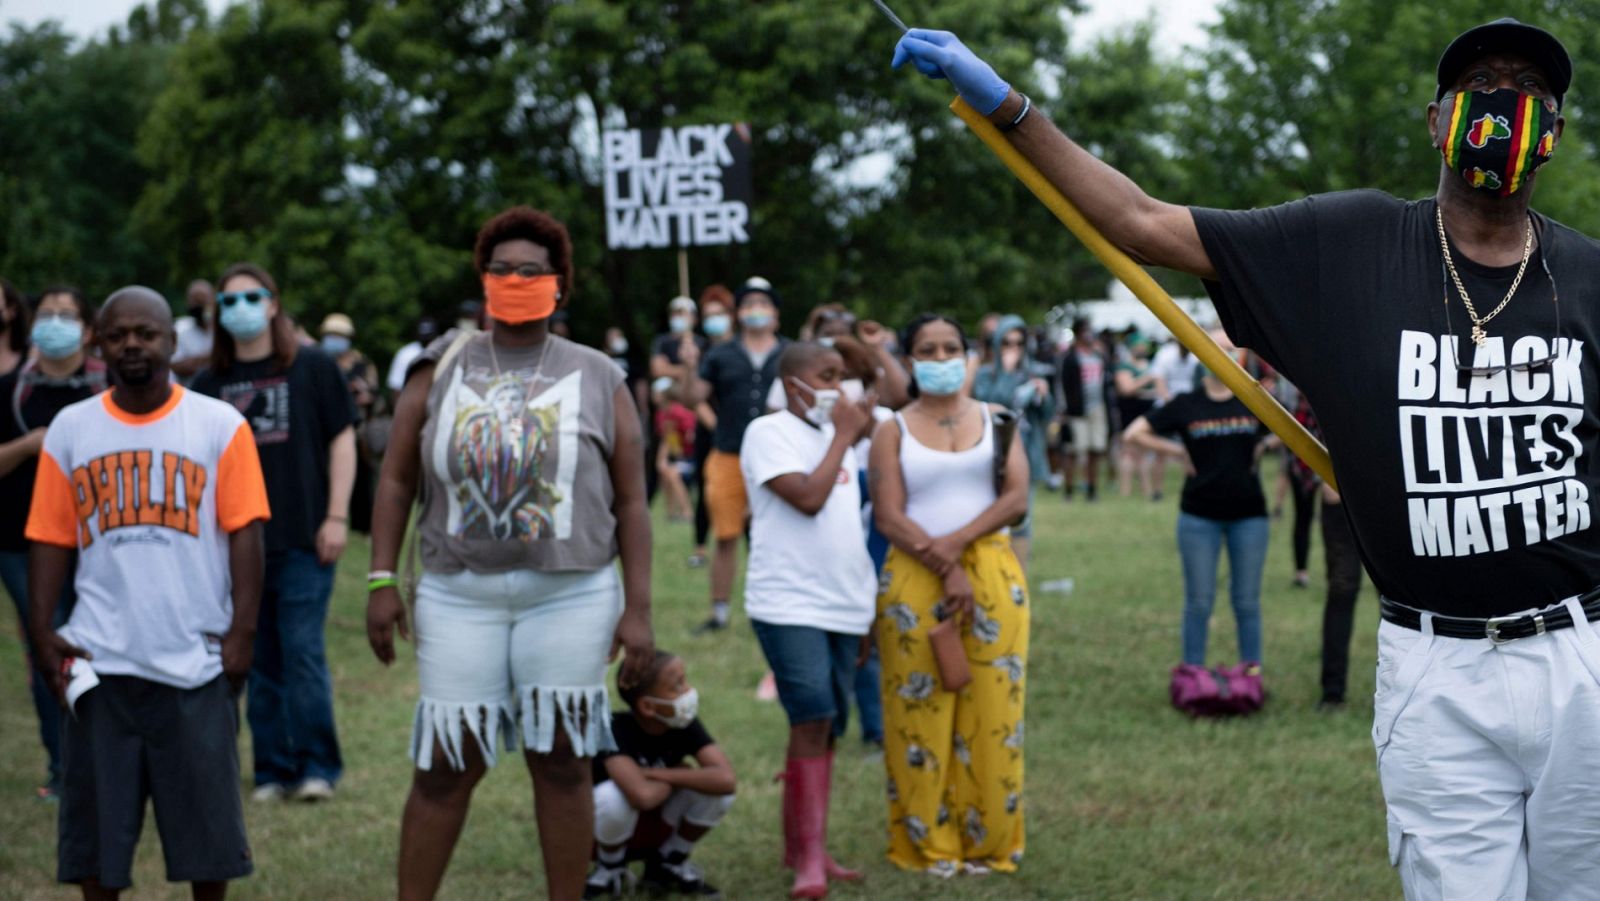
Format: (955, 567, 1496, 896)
(26, 286, 269, 900)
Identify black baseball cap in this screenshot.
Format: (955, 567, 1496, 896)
(1437, 18, 1571, 105)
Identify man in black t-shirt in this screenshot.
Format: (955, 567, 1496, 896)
(897, 17, 1600, 896)
(689, 277, 789, 634)
(585, 651, 734, 899)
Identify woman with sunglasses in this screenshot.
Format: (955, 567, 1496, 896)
(365, 206, 654, 901)
(191, 263, 359, 804)
(0, 285, 104, 799)
(870, 313, 1031, 878)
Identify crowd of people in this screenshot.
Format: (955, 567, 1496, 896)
(0, 222, 1357, 901)
(4, 14, 1596, 901)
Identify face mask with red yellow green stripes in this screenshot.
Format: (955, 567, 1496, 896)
(1439, 88, 1559, 196)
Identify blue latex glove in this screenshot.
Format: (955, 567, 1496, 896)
(891, 29, 1011, 116)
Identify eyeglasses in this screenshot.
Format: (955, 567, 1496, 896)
(1440, 235, 1561, 376)
(486, 262, 557, 278)
(218, 288, 272, 308)
(1001, 338, 1026, 348)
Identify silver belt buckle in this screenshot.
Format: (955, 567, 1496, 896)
(1485, 615, 1524, 645)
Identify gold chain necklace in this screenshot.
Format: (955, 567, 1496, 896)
(1435, 205, 1533, 348)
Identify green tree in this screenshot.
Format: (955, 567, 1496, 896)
(0, 21, 173, 298)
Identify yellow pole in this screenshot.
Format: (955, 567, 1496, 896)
(949, 97, 1338, 490)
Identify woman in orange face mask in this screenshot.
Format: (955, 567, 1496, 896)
(366, 206, 656, 901)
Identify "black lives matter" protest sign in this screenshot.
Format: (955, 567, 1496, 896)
(603, 123, 754, 251)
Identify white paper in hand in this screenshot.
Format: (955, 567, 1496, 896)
(64, 657, 99, 717)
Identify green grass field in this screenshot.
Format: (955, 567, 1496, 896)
(0, 462, 1399, 899)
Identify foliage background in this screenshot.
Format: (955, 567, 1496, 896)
(3, 0, 1598, 361)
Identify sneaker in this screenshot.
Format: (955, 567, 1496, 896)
(1317, 697, 1347, 713)
(251, 783, 288, 803)
(35, 785, 58, 803)
(686, 553, 708, 569)
(1293, 572, 1311, 588)
(584, 864, 635, 899)
(292, 778, 335, 802)
(691, 616, 727, 635)
(641, 853, 720, 898)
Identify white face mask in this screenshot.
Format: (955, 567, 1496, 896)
(840, 378, 865, 403)
(646, 687, 699, 729)
(790, 377, 840, 426)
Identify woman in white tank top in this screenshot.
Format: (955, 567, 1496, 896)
(866, 314, 1032, 877)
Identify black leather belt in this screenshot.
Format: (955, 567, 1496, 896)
(1380, 589, 1600, 644)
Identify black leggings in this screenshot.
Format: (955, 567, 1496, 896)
(1290, 476, 1318, 571)
(1319, 501, 1365, 701)
(692, 424, 713, 548)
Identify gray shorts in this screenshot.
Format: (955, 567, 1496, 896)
(59, 674, 252, 888)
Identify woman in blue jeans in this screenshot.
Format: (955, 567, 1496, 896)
(1123, 338, 1275, 667)
(0, 285, 105, 798)
(193, 262, 358, 802)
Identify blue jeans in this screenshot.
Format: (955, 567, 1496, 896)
(248, 548, 342, 787)
(750, 619, 858, 734)
(1176, 512, 1268, 666)
(853, 646, 884, 744)
(0, 549, 73, 788)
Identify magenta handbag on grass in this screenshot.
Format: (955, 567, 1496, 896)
(1170, 662, 1265, 717)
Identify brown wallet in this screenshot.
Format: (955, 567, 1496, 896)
(928, 618, 972, 692)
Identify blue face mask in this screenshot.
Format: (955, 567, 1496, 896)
(220, 298, 270, 341)
(740, 311, 774, 330)
(322, 335, 352, 355)
(703, 315, 731, 337)
(31, 316, 83, 360)
(913, 358, 967, 396)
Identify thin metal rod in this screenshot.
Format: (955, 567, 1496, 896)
(868, 0, 910, 33)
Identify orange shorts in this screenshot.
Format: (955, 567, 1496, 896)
(703, 450, 748, 541)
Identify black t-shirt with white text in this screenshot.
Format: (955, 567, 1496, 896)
(592, 711, 714, 785)
(1193, 190, 1600, 617)
(0, 362, 106, 551)
(192, 348, 357, 554)
(1146, 391, 1267, 522)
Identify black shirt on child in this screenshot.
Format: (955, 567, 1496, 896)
(593, 712, 714, 786)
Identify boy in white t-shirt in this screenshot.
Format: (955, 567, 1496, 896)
(740, 342, 876, 898)
(26, 287, 269, 899)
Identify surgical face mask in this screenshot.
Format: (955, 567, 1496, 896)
(609, 337, 629, 355)
(31, 316, 83, 360)
(645, 687, 699, 729)
(1440, 88, 1559, 196)
(703, 314, 731, 337)
(913, 357, 966, 396)
(740, 310, 775, 330)
(321, 335, 351, 355)
(841, 378, 865, 403)
(220, 296, 271, 341)
(818, 336, 836, 348)
(669, 315, 693, 334)
(790, 377, 840, 426)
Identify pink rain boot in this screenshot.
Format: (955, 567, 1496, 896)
(787, 755, 829, 898)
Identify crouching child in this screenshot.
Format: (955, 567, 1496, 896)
(585, 651, 735, 899)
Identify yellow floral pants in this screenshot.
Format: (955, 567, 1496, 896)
(875, 535, 1028, 874)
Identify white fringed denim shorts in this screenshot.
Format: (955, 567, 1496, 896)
(410, 565, 623, 771)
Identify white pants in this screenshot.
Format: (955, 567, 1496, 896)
(592, 780, 735, 846)
(1374, 597, 1600, 901)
